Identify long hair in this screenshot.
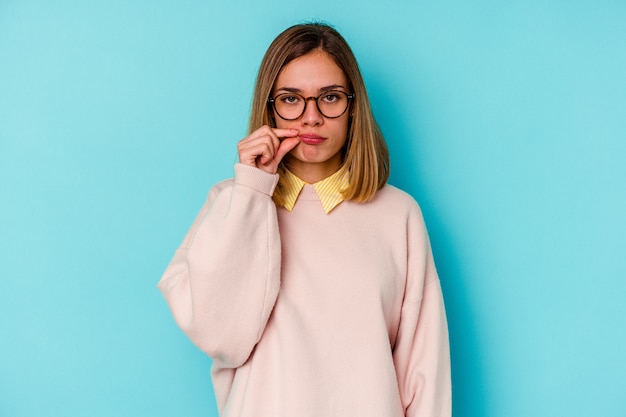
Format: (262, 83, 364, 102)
(249, 23, 389, 203)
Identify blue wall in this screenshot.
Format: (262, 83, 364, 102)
(1, 1, 624, 416)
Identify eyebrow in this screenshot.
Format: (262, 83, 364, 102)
(275, 84, 348, 94)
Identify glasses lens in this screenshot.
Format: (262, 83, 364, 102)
(274, 94, 305, 120)
(273, 91, 350, 120)
(317, 91, 349, 118)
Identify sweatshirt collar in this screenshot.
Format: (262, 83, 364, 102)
(279, 168, 348, 214)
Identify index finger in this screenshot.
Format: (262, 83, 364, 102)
(271, 128, 299, 139)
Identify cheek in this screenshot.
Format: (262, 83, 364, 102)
(335, 117, 350, 139)
(274, 119, 288, 129)
(273, 114, 296, 129)
(269, 108, 290, 129)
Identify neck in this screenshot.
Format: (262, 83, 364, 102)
(285, 158, 342, 183)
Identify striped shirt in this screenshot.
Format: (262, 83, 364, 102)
(278, 168, 349, 214)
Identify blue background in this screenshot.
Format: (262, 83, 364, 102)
(1, 1, 625, 416)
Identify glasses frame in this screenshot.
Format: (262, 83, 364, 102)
(268, 90, 355, 121)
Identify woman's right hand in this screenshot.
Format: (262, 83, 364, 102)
(237, 126, 300, 174)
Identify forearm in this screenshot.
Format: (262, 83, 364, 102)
(158, 164, 282, 368)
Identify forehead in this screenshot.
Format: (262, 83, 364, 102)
(274, 51, 348, 91)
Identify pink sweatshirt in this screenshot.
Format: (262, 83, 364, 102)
(158, 164, 451, 417)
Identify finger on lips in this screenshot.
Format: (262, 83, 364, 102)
(272, 128, 299, 138)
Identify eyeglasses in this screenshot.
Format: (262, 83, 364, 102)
(268, 90, 355, 120)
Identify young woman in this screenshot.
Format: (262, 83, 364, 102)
(158, 22, 451, 417)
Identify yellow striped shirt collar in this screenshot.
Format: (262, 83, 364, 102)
(279, 168, 349, 214)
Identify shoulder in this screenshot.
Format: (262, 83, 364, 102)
(371, 184, 423, 214)
(198, 177, 235, 206)
(211, 178, 235, 194)
(342, 184, 426, 228)
(207, 164, 280, 200)
(376, 185, 429, 230)
(375, 184, 417, 202)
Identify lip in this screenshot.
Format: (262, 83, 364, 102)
(298, 133, 326, 145)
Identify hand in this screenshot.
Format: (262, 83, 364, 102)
(237, 126, 300, 174)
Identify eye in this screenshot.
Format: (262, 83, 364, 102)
(279, 95, 302, 105)
(321, 93, 340, 103)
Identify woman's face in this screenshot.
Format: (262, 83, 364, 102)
(272, 50, 350, 182)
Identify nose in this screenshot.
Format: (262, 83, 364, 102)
(301, 97, 323, 126)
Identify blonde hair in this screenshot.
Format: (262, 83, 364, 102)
(249, 22, 389, 204)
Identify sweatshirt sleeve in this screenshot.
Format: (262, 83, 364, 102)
(393, 204, 452, 417)
(157, 164, 281, 369)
